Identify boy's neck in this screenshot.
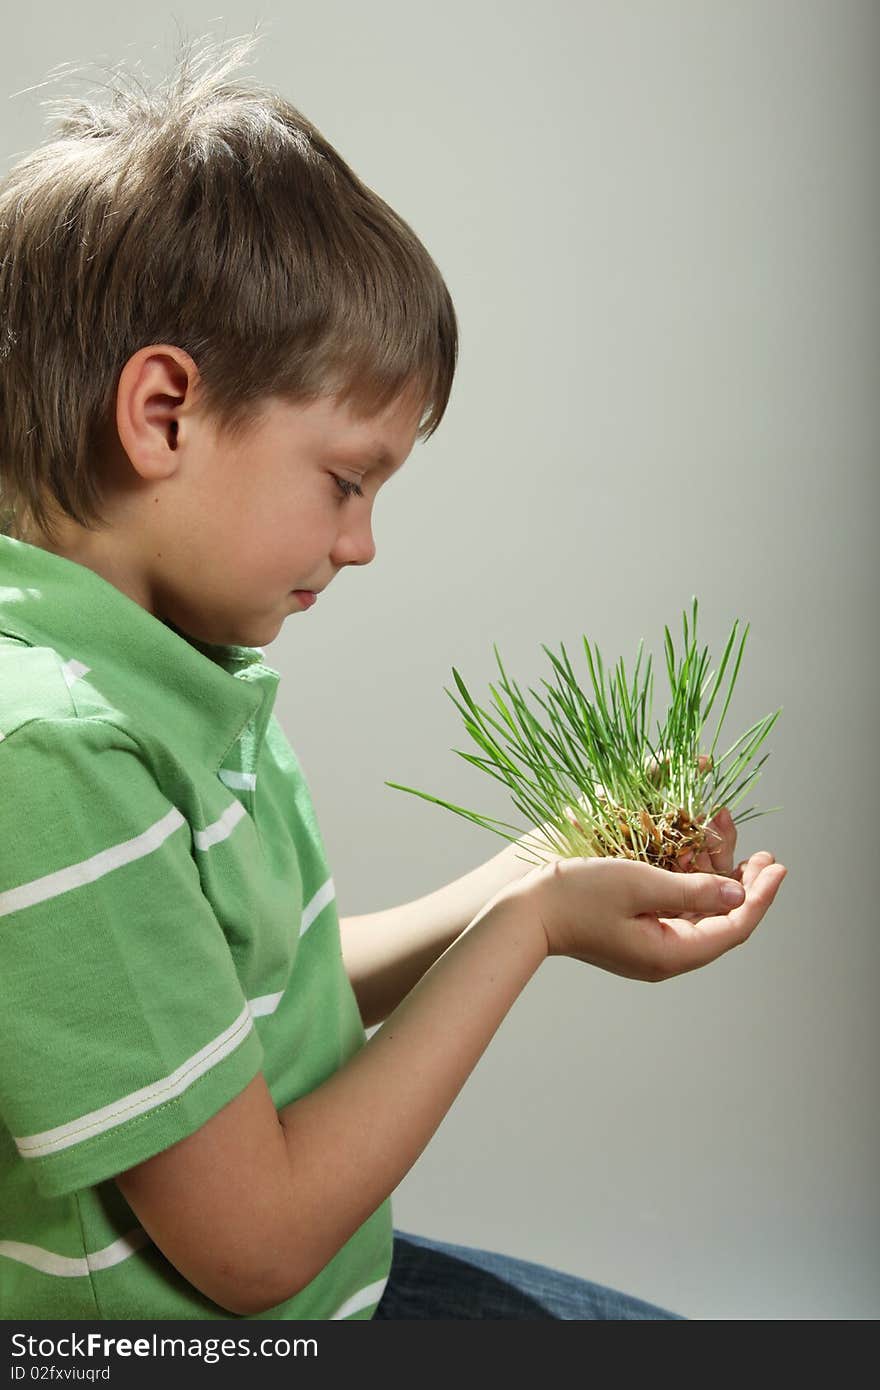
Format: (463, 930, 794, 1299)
(17, 510, 156, 620)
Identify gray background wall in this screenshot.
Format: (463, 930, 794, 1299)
(3, 1, 877, 1319)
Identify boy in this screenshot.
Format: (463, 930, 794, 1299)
(0, 35, 786, 1320)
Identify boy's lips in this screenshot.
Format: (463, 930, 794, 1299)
(292, 589, 317, 609)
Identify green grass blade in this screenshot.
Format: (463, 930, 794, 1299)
(707, 623, 749, 765)
(384, 781, 525, 842)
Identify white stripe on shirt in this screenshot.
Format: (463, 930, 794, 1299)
(218, 769, 257, 791)
(192, 798, 248, 850)
(248, 991, 284, 1018)
(331, 1276, 389, 1319)
(301, 878, 335, 935)
(60, 658, 90, 689)
(1, 1231, 389, 1318)
(0, 796, 252, 920)
(0, 1229, 150, 1278)
(0, 806, 187, 918)
(14, 1004, 255, 1158)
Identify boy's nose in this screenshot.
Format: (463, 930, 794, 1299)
(331, 515, 376, 568)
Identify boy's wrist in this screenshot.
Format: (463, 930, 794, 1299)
(502, 857, 585, 961)
(474, 871, 551, 965)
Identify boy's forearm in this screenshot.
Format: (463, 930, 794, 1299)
(339, 837, 536, 1029)
(279, 886, 548, 1298)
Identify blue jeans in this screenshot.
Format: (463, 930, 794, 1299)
(372, 1229, 686, 1320)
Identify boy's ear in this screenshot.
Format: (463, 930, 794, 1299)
(115, 345, 204, 480)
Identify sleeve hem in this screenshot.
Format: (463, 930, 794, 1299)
(28, 1028, 265, 1199)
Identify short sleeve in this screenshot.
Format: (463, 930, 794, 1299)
(0, 717, 264, 1198)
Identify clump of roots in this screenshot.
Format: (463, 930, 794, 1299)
(595, 802, 711, 870)
(525, 751, 722, 869)
(552, 799, 716, 870)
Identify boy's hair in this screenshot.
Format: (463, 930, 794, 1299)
(0, 30, 458, 544)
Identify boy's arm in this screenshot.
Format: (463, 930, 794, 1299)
(117, 883, 549, 1315)
(339, 837, 535, 1029)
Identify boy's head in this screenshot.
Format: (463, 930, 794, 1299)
(0, 32, 457, 647)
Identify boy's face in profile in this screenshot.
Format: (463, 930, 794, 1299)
(57, 347, 424, 649)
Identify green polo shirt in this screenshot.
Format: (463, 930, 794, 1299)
(0, 533, 392, 1320)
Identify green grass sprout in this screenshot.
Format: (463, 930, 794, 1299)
(386, 598, 783, 869)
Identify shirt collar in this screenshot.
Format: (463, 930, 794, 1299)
(0, 533, 280, 769)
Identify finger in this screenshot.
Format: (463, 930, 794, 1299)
(705, 807, 736, 876)
(651, 861, 788, 972)
(629, 862, 746, 917)
(712, 861, 788, 946)
(735, 850, 776, 892)
(678, 807, 734, 875)
(693, 845, 715, 873)
(648, 750, 712, 784)
(685, 755, 720, 871)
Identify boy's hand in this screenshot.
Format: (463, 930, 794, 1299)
(511, 851, 787, 981)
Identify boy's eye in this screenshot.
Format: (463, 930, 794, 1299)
(331, 473, 364, 500)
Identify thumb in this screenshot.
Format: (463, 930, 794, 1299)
(628, 862, 745, 915)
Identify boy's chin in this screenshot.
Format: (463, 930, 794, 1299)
(164, 608, 282, 652)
